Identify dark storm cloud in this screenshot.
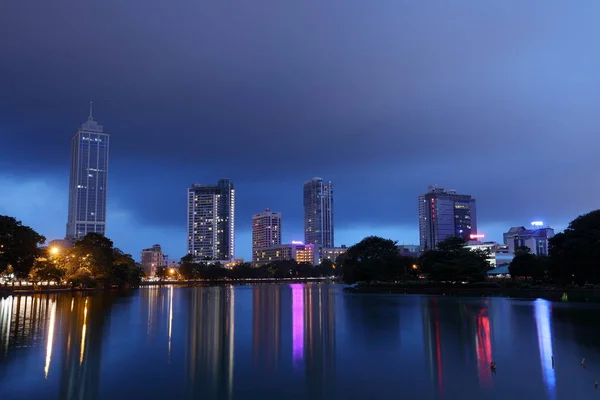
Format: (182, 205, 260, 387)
(2, 0, 600, 257)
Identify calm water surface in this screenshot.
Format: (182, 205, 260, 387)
(1, 284, 600, 399)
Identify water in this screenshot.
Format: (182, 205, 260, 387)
(1, 284, 600, 400)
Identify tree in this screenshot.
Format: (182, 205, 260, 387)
(339, 236, 406, 283)
(73, 233, 116, 282)
(420, 237, 491, 282)
(509, 246, 545, 281)
(112, 249, 143, 287)
(549, 210, 600, 284)
(30, 259, 65, 284)
(317, 259, 335, 277)
(0, 216, 46, 278)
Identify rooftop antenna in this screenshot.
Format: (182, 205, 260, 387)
(88, 101, 93, 120)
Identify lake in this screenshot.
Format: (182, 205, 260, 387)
(1, 284, 600, 399)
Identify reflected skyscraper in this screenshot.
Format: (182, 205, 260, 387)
(186, 287, 235, 399)
(66, 104, 110, 240)
(252, 285, 282, 371)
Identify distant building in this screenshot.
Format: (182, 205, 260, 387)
(318, 246, 347, 264)
(418, 185, 477, 251)
(141, 244, 165, 277)
(397, 245, 421, 258)
(163, 259, 178, 268)
(187, 179, 235, 261)
(66, 104, 110, 240)
(303, 177, 334, 249)
(503, 225, 555, 256)
(252, 209, 282, 264)
(254, 243, 315, 267)
(465, 241, 514, 268)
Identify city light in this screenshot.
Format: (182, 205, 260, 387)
(531, 221, 544, 227)
(291, 240, 303, 245)
(169, 268, 175, 275)
(50, 247, 59, 255)
(470, 234, 485, 239)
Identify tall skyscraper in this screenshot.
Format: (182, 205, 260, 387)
(187, 179, 235, 261)
(303, 177, 334, 249)
(418, 185, 477, 251)
(66, 104, 110, 240)
(252, 208, 282, 263)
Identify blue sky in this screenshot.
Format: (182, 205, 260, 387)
(1, 0, 599, 260)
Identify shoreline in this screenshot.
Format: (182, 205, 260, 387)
(344, 284, 600, 302)
(0, 277, 336, 297)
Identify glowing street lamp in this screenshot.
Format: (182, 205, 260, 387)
(169, 268, 176, 275)
(50, 247, 60, 255)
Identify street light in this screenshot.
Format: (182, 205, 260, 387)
(50, 247, 60, 255)
(169, 268, 175, 275)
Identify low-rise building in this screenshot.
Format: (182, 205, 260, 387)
(254, 243, 315, 266)
(318, 246, 348, 264)
(503, 225, 555, 256)
(141, 244, 165, 277)
(465, 241, 514, 268)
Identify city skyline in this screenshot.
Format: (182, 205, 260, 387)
(3, 0, 595, 261)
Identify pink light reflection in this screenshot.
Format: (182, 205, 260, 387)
(290, 284, 304, 369)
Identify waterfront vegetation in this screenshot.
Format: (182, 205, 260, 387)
(341, 210, 600, 294)
(3, 209, 600, 293)
(0, 215, 142, 288)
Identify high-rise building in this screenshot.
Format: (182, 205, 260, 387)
(418, 185, 477, 251)
(141, 244, 165, 277)
(66, 104, 110, 240)
(187, 179, 235, 261)
(303, 177, 334, 249)
(252, 208, 282, 264)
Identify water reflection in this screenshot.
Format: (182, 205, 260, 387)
(2, 286, 600, 399)
(535, 299, 556, 399)
(186, 286, 235, 399)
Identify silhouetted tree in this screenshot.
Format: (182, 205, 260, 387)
(0, 215, 46, 278)
(419, 237, 491, 282)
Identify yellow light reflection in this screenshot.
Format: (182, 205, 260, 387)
(80, 298, 88, 365)
(44, 301, 56, 379)
(168, 285, 173, 359)
(71, 297, 74, 312)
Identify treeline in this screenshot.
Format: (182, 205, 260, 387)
(509, 209, 600, 285)
(0, 215, 142, 287)
(164, 255, 336, 280)
(337, 235, 490, 284)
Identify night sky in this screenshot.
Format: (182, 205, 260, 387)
(2, 1, 600, 261)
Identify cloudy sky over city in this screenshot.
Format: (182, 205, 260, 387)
(2, 0, 600, 260)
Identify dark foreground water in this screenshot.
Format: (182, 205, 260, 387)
(1, 284, 600, 399)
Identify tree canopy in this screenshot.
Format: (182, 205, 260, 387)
(419, 237, 491, 282)
(0, 215, 46, 278)
(548, 210, 600, 284)
(339, 236, 416, 284)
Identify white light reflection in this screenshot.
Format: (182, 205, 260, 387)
(535, 299, 556, 399)
(1, 296, 14, 355)
(228, 287, 235, 400)
(44, 301, 56, 378)
(80, 298, 88, 365)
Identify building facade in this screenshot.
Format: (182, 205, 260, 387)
(303, 177, 334, 251)
(318, 246, 347, 265)
(254, 243, 315, 266)
(252, 209, 282, 263)
(418, 185, 477, 251)
(503, 225, 555, 256)
(66, 106, 110, 240)
(141, 244, 165, 277)
(187, 179, 235, 261)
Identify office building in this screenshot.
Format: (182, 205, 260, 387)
(66, 104, 110, 240)
(318, 246, 347, 265)
(187, 179, 235, 262)
(252, 209, 282, 264)
(465, 241, 514, 268)
(254, 243, 315, 267)
(418, 185, 477, 251)
(141, 244, 165, 277)
(503, 224, 555, 256)
(303, 177, 334, 250)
